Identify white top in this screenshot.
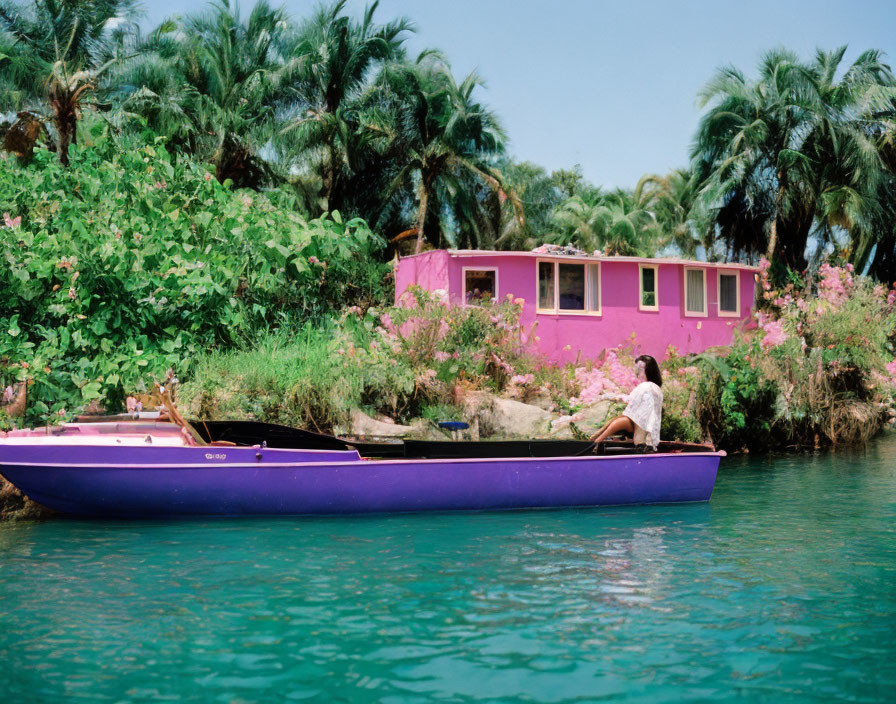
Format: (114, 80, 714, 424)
(623, 381, 663, 449)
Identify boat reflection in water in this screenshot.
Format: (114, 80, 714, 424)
(0, 419, 723, 518)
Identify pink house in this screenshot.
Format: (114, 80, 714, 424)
(395, 249, 758, 363)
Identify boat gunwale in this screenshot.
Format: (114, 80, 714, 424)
(0, 450, 726, 470)
(0, 440, 357, 454)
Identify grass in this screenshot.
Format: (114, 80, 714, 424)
(180, 325, 361, 432)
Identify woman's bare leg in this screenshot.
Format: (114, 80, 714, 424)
(590, 415, 635, 444)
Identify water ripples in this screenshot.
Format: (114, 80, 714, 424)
(1, 439, 895, 702)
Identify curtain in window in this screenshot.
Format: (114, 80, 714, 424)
(686, 269, 705, 312)
(586, 264, 600, 311)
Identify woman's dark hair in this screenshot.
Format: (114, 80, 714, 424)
(636, 355, 662, 386)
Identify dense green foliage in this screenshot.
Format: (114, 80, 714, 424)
(693, 48, 896, 273)
(2, 1, 893, 269)
(180, 289, 539, 431)
(694, 263, 896, 450)
(0, 130, 387, 424)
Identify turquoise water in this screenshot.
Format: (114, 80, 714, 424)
(1, 441, 894, 703)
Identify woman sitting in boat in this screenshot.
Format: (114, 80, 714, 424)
(591, 355, 663, 451)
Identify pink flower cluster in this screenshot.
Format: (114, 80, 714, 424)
(817, 263, 853, 306)
(4, 213, 21, 229)
(418, 368, 438, 384)
(773, 293, 794, 308)
(398, 316, 425, 339)
(757, 312, 787, 349)
(569, 349, 640, 406)
(511, 374, 534, 385)
(886, 360, 896, 378)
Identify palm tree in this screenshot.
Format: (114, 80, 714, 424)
(114, 1, 291, 187)
(637, 169, 706, 258)
(550, 193, 604, 247)
(366, 54, 518, 252)
(108, 16, 203, 154)
(809, 48, 896, 270)
(277, 0, 413, 213)
(475, 160, 593, 250)
(693, 47, 894, 270)
(552, 189, 657, 256)
(0, 0, 140, 165)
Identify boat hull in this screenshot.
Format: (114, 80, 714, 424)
(0, 451, 722, 518)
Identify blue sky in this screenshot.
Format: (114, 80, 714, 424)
(141, 0, 896, 188)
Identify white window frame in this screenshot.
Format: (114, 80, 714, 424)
(717, 269, 741, 317)
(535, 258, 601, 316)
(638, 264, 659, 312)
(683, 266, 708, 317)
(461, 266, 499, 305)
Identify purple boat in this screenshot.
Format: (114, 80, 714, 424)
(0, 420, 723, 518)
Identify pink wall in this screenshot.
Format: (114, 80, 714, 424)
(394, 251, 451, 303)
(395, 251, 757, 363)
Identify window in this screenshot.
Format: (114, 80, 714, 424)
(536, 260, 601, 314)
(538, 261, 555, 309)
(718, 270, 740, 316)
(558, 263, 586, 310)
(684, 267, 707, 316)
(639, 264, 659, 311)
(463, 268, 497, 303)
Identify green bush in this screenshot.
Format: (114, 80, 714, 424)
(179, 291, 540, 431)
(0, 131, 388, 424)
(695, 264, 896, 450)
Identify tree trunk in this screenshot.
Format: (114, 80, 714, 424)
(777, 200, 813, 272)
(50, 87, 78, 168)
(324, 145, 339, 213)
(215, 133, 265, 189)
(414, 180, 430, 255)
(766, 178, 786, 262)
(55, 109, 76, 168)
(765, 177, 810, 272)
(766, 218, 778, 263)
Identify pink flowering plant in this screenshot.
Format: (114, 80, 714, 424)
(329, 286, 540, 421)
(696, 259, 896, 449)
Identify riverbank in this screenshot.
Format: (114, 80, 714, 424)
(0, 476, 51, 521)
(0, 262, 896, 517)
(5, 262, 896, 520)
(177, 261, 896, 453)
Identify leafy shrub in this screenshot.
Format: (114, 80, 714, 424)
(696, 262, 896, 450)
(179, 291, 540, 430)
(0, 132, 388, 424)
